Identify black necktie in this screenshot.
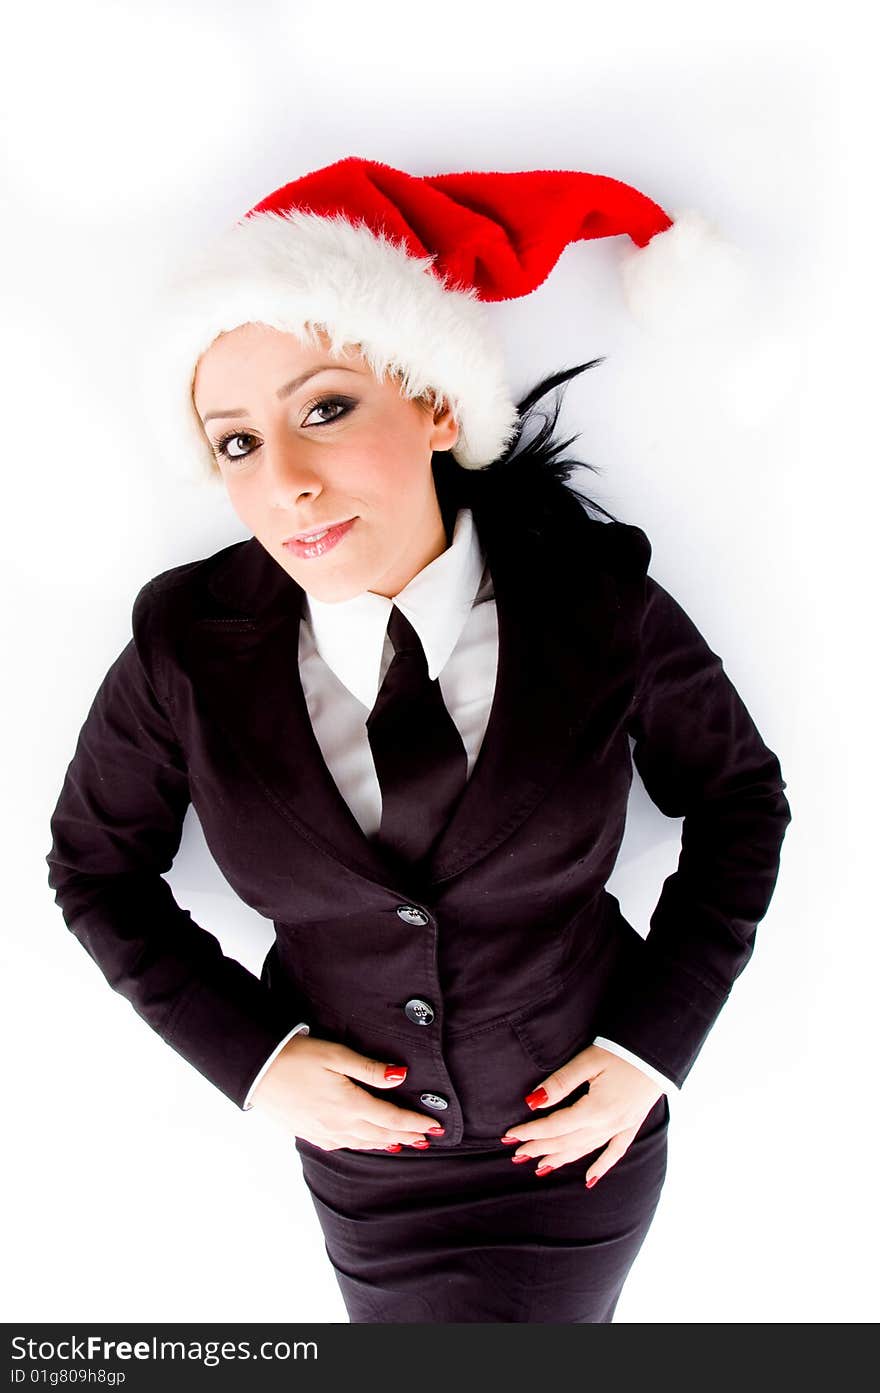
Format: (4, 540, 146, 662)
(366, 604, 468, 870)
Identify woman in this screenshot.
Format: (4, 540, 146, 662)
(46, 157, 792, 1323)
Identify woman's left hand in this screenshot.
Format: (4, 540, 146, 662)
(500, 1044, 664, 1187)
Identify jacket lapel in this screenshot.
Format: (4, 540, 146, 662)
(425, 496, 629, 882)
(194, 540, 391, 886)
(195, 495, 633, 890)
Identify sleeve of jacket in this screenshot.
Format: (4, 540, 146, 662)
(593, 570, 793, 1089)
(45, 579, 310, 1111)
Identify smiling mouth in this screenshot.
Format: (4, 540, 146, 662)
(285, 516, 356, 544)
(282, 517, 358, 558)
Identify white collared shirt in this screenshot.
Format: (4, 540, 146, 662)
(243, 505, 679, 1108)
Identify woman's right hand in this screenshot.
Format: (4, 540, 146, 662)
(247, 1033, 444, 1151)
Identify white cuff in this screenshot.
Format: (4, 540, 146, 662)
(591, 1036, 681, 1094)
(242, 1022, 310, 1111)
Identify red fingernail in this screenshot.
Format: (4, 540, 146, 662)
(535, 1165, 553, 1177)
(427, 1126, 445, 1135)
(410, 1140, 430, 1149)
(524, 1087, 548, 1109)
(384, 1065, 407, 1081)
(511, 1154, 532, 1164)
(586, 1176, 599, 1189)
(385, 1144, 402, 1152)
(500, 1135, 520, 1145)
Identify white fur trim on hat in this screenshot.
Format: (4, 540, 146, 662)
(619, 207, 758, 338)
(138, 209, 522, 483)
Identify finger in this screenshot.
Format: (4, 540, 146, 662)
(518, 1046, 610, 1114)
(348, 1085, 443, 1135)
(320, 1131, 433, 1154)
(584, 1129, 637, 1187)
(331, 1047, 414, 1091)
(507, 1120, 633, 1168)
(303, 1132, 367, 1152)
(505, 1137, 571, 1167)
(305, 1125, 426, 1153)
(507, 1130, 600, 1165)
(336, 1133, 412, 1152)
(501, 1095, 599, 1144)
(345, 1117, 444, 1146)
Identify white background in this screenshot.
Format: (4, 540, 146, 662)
(2, 0, 876, 1324)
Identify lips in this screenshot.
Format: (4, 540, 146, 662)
(282, 516, 358, 559)
(284, 517, 355, 544)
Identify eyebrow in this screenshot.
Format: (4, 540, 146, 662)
(200, 364, 363, 425)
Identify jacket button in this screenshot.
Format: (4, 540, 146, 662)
(396, 905, 430, 926)
(419, 1092, 448, 1110)
(404, 998, 435, 1026)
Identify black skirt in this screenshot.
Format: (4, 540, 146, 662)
(295, 1092, 670, 1323)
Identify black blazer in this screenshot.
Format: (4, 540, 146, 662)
(45, 486, 792, 1148)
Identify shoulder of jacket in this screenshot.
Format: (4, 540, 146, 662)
(564, 489, 653, 578)
(130, 538, 249, 637)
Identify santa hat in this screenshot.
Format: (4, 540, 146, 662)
(139, 155, 756, 483)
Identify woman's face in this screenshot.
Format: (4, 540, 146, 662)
(192, 322, 460, 602)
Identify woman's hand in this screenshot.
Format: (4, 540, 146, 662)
(500, 1044, 664, 1187)
(247, 1034, 443, 1151)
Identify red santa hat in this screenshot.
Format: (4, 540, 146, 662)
(140, 155, 755, 482)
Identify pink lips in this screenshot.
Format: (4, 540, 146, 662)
(282, 517, 357, 559)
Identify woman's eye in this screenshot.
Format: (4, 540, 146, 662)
(215, 432, 255, 462)
(213, 397, 354, 462)
(303, 396, 353, 427)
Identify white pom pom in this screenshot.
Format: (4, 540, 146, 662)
(619, 208, 759, 340)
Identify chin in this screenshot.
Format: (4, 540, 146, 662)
(304, 571, 374, 604)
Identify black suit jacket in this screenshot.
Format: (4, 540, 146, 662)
(45, 485, 792, 1146)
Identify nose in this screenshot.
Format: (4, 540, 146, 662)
(264, 433, 325, 504)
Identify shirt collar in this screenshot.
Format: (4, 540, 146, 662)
(304, 506, 486, 709)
